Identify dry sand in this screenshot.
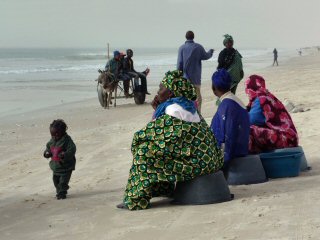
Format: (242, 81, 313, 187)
(0, 53, 320, 240)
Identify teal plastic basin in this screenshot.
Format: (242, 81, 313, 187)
(272, 146, 310, 171)
(259, 151, 303, 178)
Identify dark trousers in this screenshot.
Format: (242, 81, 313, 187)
(118, 73, 131, 94)
(127, 72, 148, 93)
(273, 58, 278, 66)
(53, 171, 72, 196)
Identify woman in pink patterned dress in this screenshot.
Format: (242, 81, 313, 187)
(245, 75, 298, 153)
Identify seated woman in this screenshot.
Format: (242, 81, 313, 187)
(210, 69, 250, 174)
(245, 75, 298, 153)
(118, 70, 223, 210)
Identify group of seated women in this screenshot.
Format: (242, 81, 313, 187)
(117, 69, 298, 210)
(210, 69, 298, 175)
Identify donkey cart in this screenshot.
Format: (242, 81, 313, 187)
(96, 70, 146, 109)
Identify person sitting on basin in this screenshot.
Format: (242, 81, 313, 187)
(245, 75, 298, 153)
(117, 70, 223, 210)
(210, 69, 250, 174)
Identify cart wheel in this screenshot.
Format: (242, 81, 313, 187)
(133, 85, 146, 105)
(97, 83, 107, 108)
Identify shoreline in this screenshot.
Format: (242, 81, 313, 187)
(0, 47, 301, 120)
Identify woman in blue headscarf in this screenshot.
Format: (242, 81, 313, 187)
(210, 69, 250, 174)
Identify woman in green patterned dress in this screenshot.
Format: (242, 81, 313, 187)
(118, 70, 223, 210)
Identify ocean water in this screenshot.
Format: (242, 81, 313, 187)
(0, 47, 296, 119)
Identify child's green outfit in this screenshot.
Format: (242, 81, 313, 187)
(45, 134, 76, 198)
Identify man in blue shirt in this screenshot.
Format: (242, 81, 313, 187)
(177, 31, 214, 113)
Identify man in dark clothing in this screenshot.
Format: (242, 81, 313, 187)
(123, 49, 150, 95)
(105, 50, 131, 97)
(119, 52, 132, 97)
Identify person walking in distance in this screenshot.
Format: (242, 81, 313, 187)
(273, 48, 278, 66)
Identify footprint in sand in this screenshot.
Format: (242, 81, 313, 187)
(253, 205, 271, 217)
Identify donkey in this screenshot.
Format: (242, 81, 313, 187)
(97, 69, 118, 109)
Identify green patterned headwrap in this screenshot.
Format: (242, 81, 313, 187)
(161, 70, 197, 101)
(223, 34, 234, 46)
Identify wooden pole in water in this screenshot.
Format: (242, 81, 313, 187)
(107, 43, 110, 61)
(106, 43, 111, 73)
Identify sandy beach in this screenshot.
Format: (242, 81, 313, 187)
(1, 52, 320, 240)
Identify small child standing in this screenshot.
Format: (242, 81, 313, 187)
(43, 119, 76, 199)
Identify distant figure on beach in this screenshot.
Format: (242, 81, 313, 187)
(117, 70, 223, 210)
(273, 48, 278, 66)
(177, 30, 214, 113)
(298, 49, 302, 56)
(217, 34, 244, 94)
(210, 69, 249, 176)
(105, 50, 131, 97)
(245, 75, 298, 153)
(43, 119, 76, 200)
(123, 49, 150, 95)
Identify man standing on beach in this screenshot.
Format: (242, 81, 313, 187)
(273, 48, 279, 66)
(177, 31, 214, 113)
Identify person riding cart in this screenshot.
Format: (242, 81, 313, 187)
(123, 49, 150, 95)
(105, 50, 131, 97)
(98, 49, 148, 106)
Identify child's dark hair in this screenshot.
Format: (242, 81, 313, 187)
(50, 119, 68, 133)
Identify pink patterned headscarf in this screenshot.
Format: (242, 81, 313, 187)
(245, 75, 267, 104)
(245, 75, 298, 148)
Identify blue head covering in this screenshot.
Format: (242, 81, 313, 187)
(153, 70, 197, 119)
(212, 69, 232, 91)
(113, 50, 120, 57)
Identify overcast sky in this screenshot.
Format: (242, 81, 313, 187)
(0, 0, 319, 49)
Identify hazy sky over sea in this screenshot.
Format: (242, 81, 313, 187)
(1, 0, 319, 49)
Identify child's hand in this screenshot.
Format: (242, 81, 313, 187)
(58, 151, 65, 159)
(43, 150, 52, 159)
